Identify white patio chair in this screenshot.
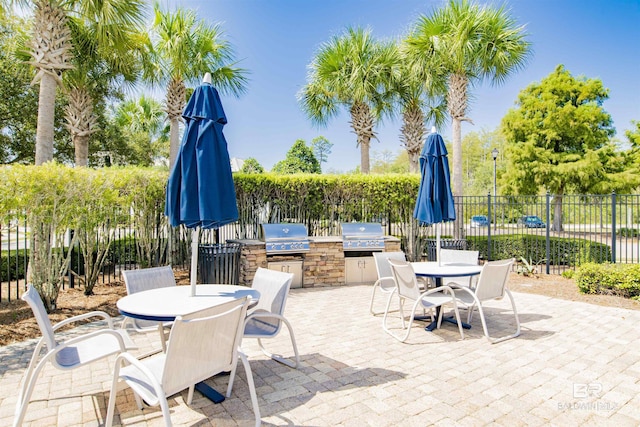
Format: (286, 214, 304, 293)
(106, 297, 261, 427)
(439, 248, 480, 289)
(14, 285, 135, 427)
(121, 265, 176, 352)
(244, 267, 299, 368)
(370, 251, 407, 315)
(383, 259, 464, 343)
(451, 258, 520, 343)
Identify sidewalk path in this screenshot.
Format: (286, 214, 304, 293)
(1, 284, 639, 426)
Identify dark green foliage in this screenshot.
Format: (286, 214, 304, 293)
(576, 263, 640, 299)
(0, 249, 28, 282)
(467, 234, 611, 266)
(272, 139, 321, 174)
(618, 227, 639, 238)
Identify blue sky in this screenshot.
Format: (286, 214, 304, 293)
(167, 0, 640, 173)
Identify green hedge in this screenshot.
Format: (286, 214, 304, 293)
(0, 249, 28, 282)
(576, 263, 640, 299)
(467, 234, 611, 266)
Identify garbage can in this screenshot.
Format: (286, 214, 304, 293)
(426, 239, 468, 261)
(198, 243, 241, 285)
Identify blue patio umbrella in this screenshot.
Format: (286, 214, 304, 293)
(413, 130, 456, 265)
(165, 74, 238, 296)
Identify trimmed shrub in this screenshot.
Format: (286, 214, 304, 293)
(576, 263, 640, 299)
(467, 235, 611, 266)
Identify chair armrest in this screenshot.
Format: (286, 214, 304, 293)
(53, 310, 114, 331)
(418, 285, 456, 299)
(245, 311, 287, 324)
(55, 328, 130, 352)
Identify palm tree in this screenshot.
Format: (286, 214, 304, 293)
(146, 3, 248, 168)
(298, 26, 398, 174)
(113, 95, 168, 165)
(405, 0, 531, 197)
(63, 13, 144, 166)
(23, 0, 147, 165)
(393, 42, 448, 173)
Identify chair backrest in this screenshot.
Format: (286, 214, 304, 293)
(439, 249, 480, 287)
(373, 251, 406, 281)
(122, 266, 176, 329)
(250, 267, 294, 316)
(22, 285, 57, 352)
(121, 265, 176, 295)
(439, 248, 479, 266)
(161, 297, 250, 397)
(474, 258, 515, 301)
(388, 259, 421, 301)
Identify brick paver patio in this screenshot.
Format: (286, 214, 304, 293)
(1, 284, 639, 426)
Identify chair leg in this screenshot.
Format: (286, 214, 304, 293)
(105, 361, 122, 427)
(450, 302, 465, 340)
(238, 351, 261, 427)
(476, 291, 521, 344)
(14, 349, 49, 427)
(370, 285, 397, 316)
(256, 318, 300, 368)
(369, 283, 380, 315)
(383, 298, 419, 343)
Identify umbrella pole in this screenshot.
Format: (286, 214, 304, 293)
(190, 228, 200, 296)
(436, 224, 442, 267)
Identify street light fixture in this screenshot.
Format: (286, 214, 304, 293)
(492, 148, 499, 232)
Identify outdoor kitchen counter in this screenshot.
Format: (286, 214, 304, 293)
(228, 236, 401, 287)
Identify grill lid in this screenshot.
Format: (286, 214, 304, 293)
(260, 223, 310, 253)
(341, 222, 385, 251)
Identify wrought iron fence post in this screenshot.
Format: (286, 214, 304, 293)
(546, 192, 551, 274)
(612, 191, 617, 263)
(487, 193, 492, 261)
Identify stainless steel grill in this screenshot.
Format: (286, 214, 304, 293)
(341, 222, 385, 251)
(260, 223, 310, 254)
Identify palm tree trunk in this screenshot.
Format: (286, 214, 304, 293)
(448, 72, 469, 239)
(35, 73, 57, 165)
(169, 117, 180, 168)
(65, 87, 96, 167)
(350, 102, 374, 174)
(401, 105, 426, 173)
(74, 135, 90, 166)
(165, 77, 186, 169)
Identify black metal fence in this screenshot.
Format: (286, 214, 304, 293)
(2, 193, 638, 301)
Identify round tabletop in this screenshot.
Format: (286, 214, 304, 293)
(117, 284, 260, 322)
(411, 262, 483, 278)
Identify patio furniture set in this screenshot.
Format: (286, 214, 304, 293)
(13, 248, 520, 426)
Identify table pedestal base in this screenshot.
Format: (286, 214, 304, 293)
(425, 316, 471, 331)
(195, 382, 225, 403)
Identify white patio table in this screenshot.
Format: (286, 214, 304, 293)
(410, 262, 482, 331)
(117, 284, 260, 403)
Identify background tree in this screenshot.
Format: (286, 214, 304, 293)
(0, 12, 40, 163)
(371, 149, 408, 173)
(21, 0, 147, 165)
(299, 26, 398, 174)
(240, 157, 264, 174)
(62, 3, 146, 167)
(405, 0, 531, 202)
(500, 65, 633, 231)
(111, 95, 168, 166)
(310, 135, 332, 172)
(272, 139, 321, 174)
(395, 41, 448, 173)
(452, 129, 506, 197)
(145, 3, 248, 168)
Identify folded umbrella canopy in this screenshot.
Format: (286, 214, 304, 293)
(413, 131, 456, 265)
(165, 75, 238, 295)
